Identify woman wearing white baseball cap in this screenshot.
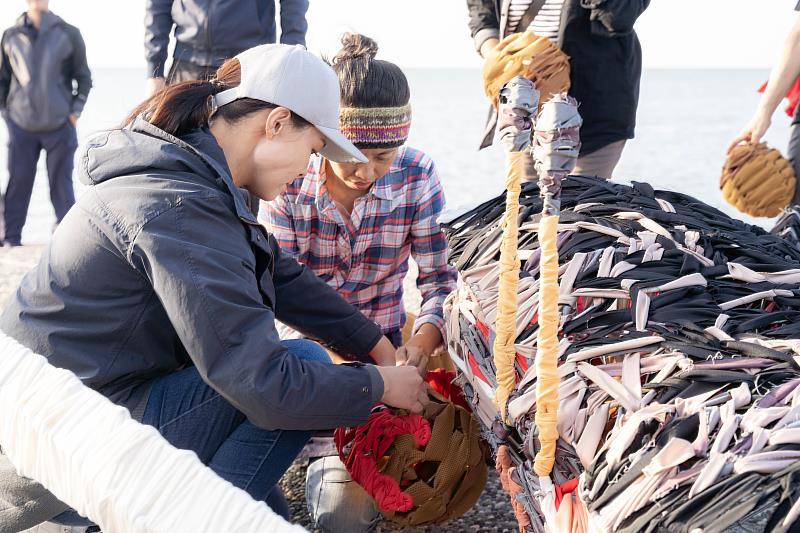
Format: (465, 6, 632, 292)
(0, 43, 429, 528)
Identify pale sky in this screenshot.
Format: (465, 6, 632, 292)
(0, 0, 797, 70)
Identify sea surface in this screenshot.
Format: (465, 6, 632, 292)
(1, 68, 790, 245)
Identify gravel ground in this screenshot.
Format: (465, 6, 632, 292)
(0, 245, 43, 309)
(0, 246, 519, 532)
(279, 459, 518, 533)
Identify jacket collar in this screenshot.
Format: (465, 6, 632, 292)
(16, 11, 61, 34)
(129, 116, 258, 225)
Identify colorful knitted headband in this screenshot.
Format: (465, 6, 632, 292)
(339, 104, 412, 149)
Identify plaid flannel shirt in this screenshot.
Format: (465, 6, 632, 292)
(259, 146, 456, 336)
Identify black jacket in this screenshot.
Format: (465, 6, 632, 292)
(145, 0, 309, 77)
(0, 11, 92, 132)
(467, 0, 649, 155)
(0, 118, 385, 431)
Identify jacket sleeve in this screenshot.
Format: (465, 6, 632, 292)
(130, 194, 383, 431)
(269, 232, 384, 362)
(278, 0, 309, 46)
(144, 0, 173, 77)
(66, 27, 92, 117)
(467, 0, 500, 53)
(580, 0, 650, 36)
(0, 32, 11, 110)
(410, 160, 457, 337)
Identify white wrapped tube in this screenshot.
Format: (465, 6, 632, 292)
(0, 331, 305, 533)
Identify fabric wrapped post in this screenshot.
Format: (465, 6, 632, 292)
(0, 331, 304, 533)
(443, 173, 800, 532)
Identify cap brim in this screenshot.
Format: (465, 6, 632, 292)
(316, 125, 368, 163)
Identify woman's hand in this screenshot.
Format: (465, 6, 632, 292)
(395, 324, 442, 377)
(727, 109, 772, 154)
(376, 366, 429, 414)
(395, 344, 429, 377)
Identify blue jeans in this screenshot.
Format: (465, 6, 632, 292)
(51, 339, 329, 526)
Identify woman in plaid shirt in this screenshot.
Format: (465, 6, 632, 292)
(260, 34, 457, 532)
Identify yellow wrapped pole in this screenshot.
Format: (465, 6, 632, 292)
(493, 151, 525, 420)
(533, 214, 560, 476)
(531, 94, 582, 477)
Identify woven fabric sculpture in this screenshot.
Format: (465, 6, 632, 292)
(444, 175, 800, 532)
(720, 142, 796, 218)
(334, 370, 488, 526)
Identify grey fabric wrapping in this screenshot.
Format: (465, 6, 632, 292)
(0, 454, 67, 532)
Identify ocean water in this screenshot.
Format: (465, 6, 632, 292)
(0, 67, 790, 245)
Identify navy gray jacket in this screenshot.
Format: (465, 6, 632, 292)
(0, 117, 385, 431)
(145, 0, 309, 78)
(467, 0, 649, 155)
(0, 11, 92, 132)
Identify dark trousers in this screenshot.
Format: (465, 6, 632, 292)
(2, 118, 78, 245)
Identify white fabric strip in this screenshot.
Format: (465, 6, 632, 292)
(0, 331, 305, 533)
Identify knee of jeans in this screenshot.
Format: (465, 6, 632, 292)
(305, 456, 380, 533)
(282, 339, 332, 365)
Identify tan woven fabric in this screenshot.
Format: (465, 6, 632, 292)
(483, 31, 571, 112)
(534, 214, 560, 477)
(720, 142, 796, 218)
(379, 394, 488, 526)
(494, 151, 524, 421)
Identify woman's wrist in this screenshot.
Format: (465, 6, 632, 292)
(402, 323, 443, 358)
(369, 335, 397, 366)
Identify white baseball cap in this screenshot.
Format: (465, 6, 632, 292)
(213, 43, 367, 164)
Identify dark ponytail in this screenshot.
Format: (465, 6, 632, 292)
(330, 33, 410, 108)
(124, 58, 309, 137)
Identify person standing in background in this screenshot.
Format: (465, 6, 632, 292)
(144, 0, 310, 97)
(0, 0, 91, 247)
(144, 0, 310, 214)
(466, 0, 649, 180)
(727, 8, 800, 189)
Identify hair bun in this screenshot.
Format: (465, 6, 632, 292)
(334, 33, 379, 64)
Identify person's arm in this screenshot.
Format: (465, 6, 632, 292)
(728, 16, 800, 152)
(0, 32, 11, 110)
(467, 0, 500, 56)
(66, 26, 92, 122)
(144, 0, 173, 81)
(397, 160, 457, 372)
(131, 194, 426, 429)
(278, 0, 309, 46)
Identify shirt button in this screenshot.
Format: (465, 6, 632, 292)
(362, 387, 369, 394)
